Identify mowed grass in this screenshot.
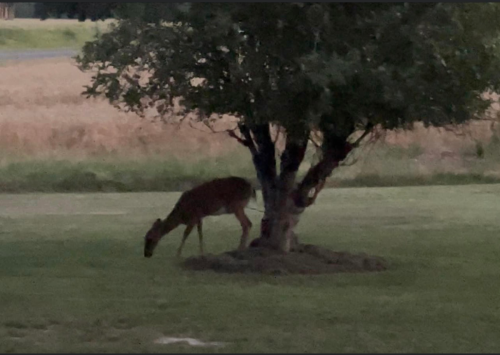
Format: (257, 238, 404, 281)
(0, 19, 111, 50)
(1, 185, 500, 353)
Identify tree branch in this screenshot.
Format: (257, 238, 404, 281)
(239, 123, 258, 156)
(309, 130, 322, 149)
(351, 122, 374, 147)
(188, 120, 237, 135)
(337, 122, 375, 167)
(272, 124, 282, 146)
(304, 178, 326, 206)
(279, 137, 308, 184)
(187, 118, 260, 156)
(227, 128, 255, 150)
(249, 124, 278, 215)
(295, 135, 353, 208)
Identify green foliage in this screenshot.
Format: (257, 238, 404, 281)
(77, 3, 500, 140)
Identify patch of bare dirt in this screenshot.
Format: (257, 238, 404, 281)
(154, 336, 226, 347)
(182, 244, 387, 275)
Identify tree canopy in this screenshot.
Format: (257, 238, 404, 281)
(77, 3, 500, 252)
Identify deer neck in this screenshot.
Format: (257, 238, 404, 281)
(160, 212, 181, 236)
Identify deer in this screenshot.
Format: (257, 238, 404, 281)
(143, 176, 257, 258)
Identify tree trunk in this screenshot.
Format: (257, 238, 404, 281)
(236, 120, 354, 253)
(249, 130, 308, 252)
(249, 131, 353, 253)
(0, 3, 13, 20)
(251, 180, 305, 252)
(238, 123, 278, 243)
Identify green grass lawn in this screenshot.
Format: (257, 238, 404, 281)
(1, 184, 500, 353)
(0, 19, 111, 50)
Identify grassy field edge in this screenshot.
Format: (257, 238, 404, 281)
(0, 20, 110, 50)
(1, 158, 500, 193)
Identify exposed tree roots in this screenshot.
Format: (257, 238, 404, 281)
(181, 244, 388, 275)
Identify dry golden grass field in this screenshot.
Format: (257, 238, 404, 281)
(0, 57, 256, 192)
(1, 53, 500, 191)
(0, 58, 242, 161)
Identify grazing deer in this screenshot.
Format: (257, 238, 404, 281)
(143, 176, 256, 258)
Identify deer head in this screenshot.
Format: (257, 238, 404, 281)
(144, 218, 163, 258)
(143, 211, 183, 258)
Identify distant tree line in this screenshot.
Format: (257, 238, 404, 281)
(36, 3, 118, 21)
(10, 2, 117, 21)
(1, 3, 15, 20)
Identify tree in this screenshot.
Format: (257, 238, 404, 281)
(36, 2, 116, 21)
(0, 2, 15, 20)
(77, 3, 500, 253)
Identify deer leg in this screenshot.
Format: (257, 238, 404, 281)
(197, 221, 204, 255)
(176, 224, 195, 257)
(234, 209, 252, 251)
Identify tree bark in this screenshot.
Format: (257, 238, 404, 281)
(244, 124, 308, 252)
(240, 123, 277, 240)
(265, 137, 307, 251)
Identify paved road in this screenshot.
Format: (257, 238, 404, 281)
(0, 48, 78, 62)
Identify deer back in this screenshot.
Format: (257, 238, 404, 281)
(173, 177, 253, 223)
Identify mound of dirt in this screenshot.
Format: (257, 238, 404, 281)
(181, 244, 388, 275)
